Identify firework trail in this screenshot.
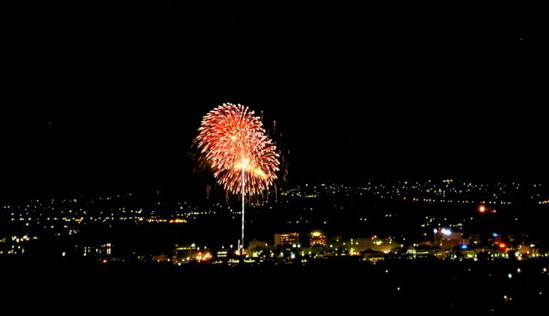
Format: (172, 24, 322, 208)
(196, 103, 280, 197)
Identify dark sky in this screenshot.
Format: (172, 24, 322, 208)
(1, 1, 547, 202)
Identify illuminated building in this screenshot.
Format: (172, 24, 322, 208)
(216, 249, 229, 259)
(172, 244, 198, 264)
(152, 253, 169, 262)
(310, 230, 327, 247)
(468, 233, 481, 245)
(433, 228, 463, 249)
(81, 242, 113, 260)
(274, 232, 300, 247)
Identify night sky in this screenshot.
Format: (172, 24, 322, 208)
(1, 1, 547, 202)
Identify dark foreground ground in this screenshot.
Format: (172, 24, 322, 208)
(1, 258, 548, 315)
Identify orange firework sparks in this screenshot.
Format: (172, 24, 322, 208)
(196, 103, 280, 196)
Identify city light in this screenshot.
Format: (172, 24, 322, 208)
(441, 228, 452, 236)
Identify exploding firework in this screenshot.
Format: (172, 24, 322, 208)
(196, 103, 280, 197)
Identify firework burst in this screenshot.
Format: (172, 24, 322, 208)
(196, 103, 280, 197)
